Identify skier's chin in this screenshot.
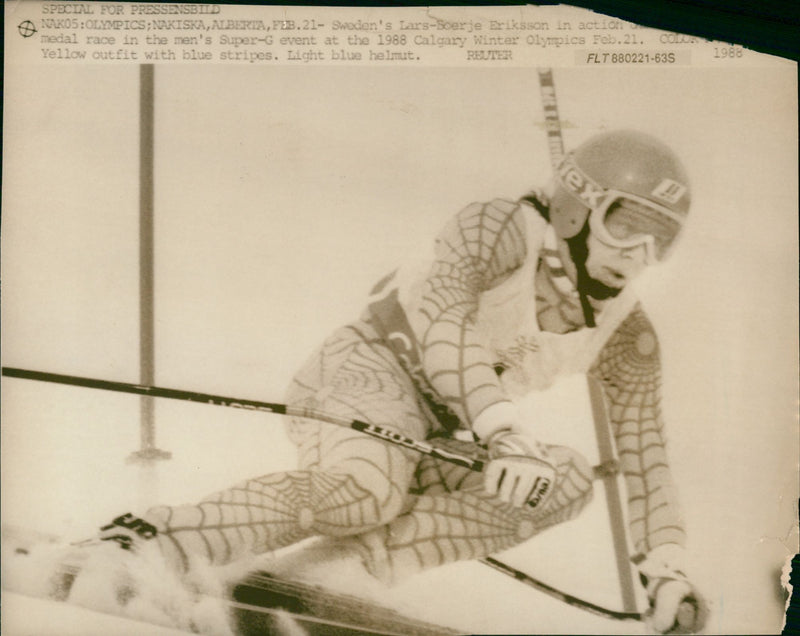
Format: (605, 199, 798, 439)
(583, 276, 623, 300)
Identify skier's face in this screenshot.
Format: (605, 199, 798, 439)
(584, 231, 649, 291)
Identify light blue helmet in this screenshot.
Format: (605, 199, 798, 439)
(550, 129, 691, 239)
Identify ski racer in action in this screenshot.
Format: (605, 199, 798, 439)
(98, 129, 707, 633)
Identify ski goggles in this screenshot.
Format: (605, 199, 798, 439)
(587, 190, 684, 264)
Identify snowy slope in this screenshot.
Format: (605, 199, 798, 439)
(2, 592, 193, 636)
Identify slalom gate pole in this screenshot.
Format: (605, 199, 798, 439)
(136, 63, 161, 462)
(4, 364, 638, 621)
(535, 68, 641, 616)
(536, 68, 566, 166)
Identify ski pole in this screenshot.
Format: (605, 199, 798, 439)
(1, 366, 483, 470)
(2, 366, 618, 479)
(481, 556, 642, 621)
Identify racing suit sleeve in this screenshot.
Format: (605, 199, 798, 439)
(415, 198, 530, 432)
(589, 304, 687, 556)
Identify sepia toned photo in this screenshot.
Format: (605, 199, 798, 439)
(2, 3, 797, 634)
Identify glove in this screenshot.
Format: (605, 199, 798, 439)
(483, 428, 557, 509)
(636, 544, 709, 634)
(97, 513, 159, 551)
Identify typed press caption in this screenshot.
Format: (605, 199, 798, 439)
(8, 2, 755, 68)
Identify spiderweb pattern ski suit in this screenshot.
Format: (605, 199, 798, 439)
(146, 197, 682, 579)
(589, 309, 686, 556)
(148, 318, 594, 577)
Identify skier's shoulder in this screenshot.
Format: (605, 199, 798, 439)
(484, 197, 522, 215)
(613, 300, 663, 355)
(627, 300, 654, 325)
(458, 195, 541, 218)
(449, 193, 548, 243)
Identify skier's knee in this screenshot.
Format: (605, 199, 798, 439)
(312, 469, 407, 534)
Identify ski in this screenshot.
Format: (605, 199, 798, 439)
(3, 528, 460, 636)
(231, 571, 460, 636)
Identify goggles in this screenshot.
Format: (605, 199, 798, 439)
(587, 190, 684, 264)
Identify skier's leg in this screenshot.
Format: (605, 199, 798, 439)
(354, 443, 594, 583)
(142, 321, 427, 572)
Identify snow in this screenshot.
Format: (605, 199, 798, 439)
(1, 592, 192, 636)
(2, 40, 797, 636)
(1, 525, 239, 636)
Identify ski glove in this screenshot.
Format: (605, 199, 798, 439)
(635, 543, 709, 634)
(483, 429, 556, 509)
(98, 513, 159, 551)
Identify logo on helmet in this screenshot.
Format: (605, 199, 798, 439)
(651, 178, 687, 205)
(557, 155, 605, 208)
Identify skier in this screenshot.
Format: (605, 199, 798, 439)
(95, 129, 707, 633)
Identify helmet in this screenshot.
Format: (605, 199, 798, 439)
(549, 129, 691, 241)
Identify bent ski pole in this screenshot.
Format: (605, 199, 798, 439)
(481, 556, 642, 621)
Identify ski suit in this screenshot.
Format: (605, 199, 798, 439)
(149, 195, 685, 581)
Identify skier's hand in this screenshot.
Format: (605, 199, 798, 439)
(98, 513, 159, 551)
(483, 429, 556, 509)
(636, 544, 709, 634)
